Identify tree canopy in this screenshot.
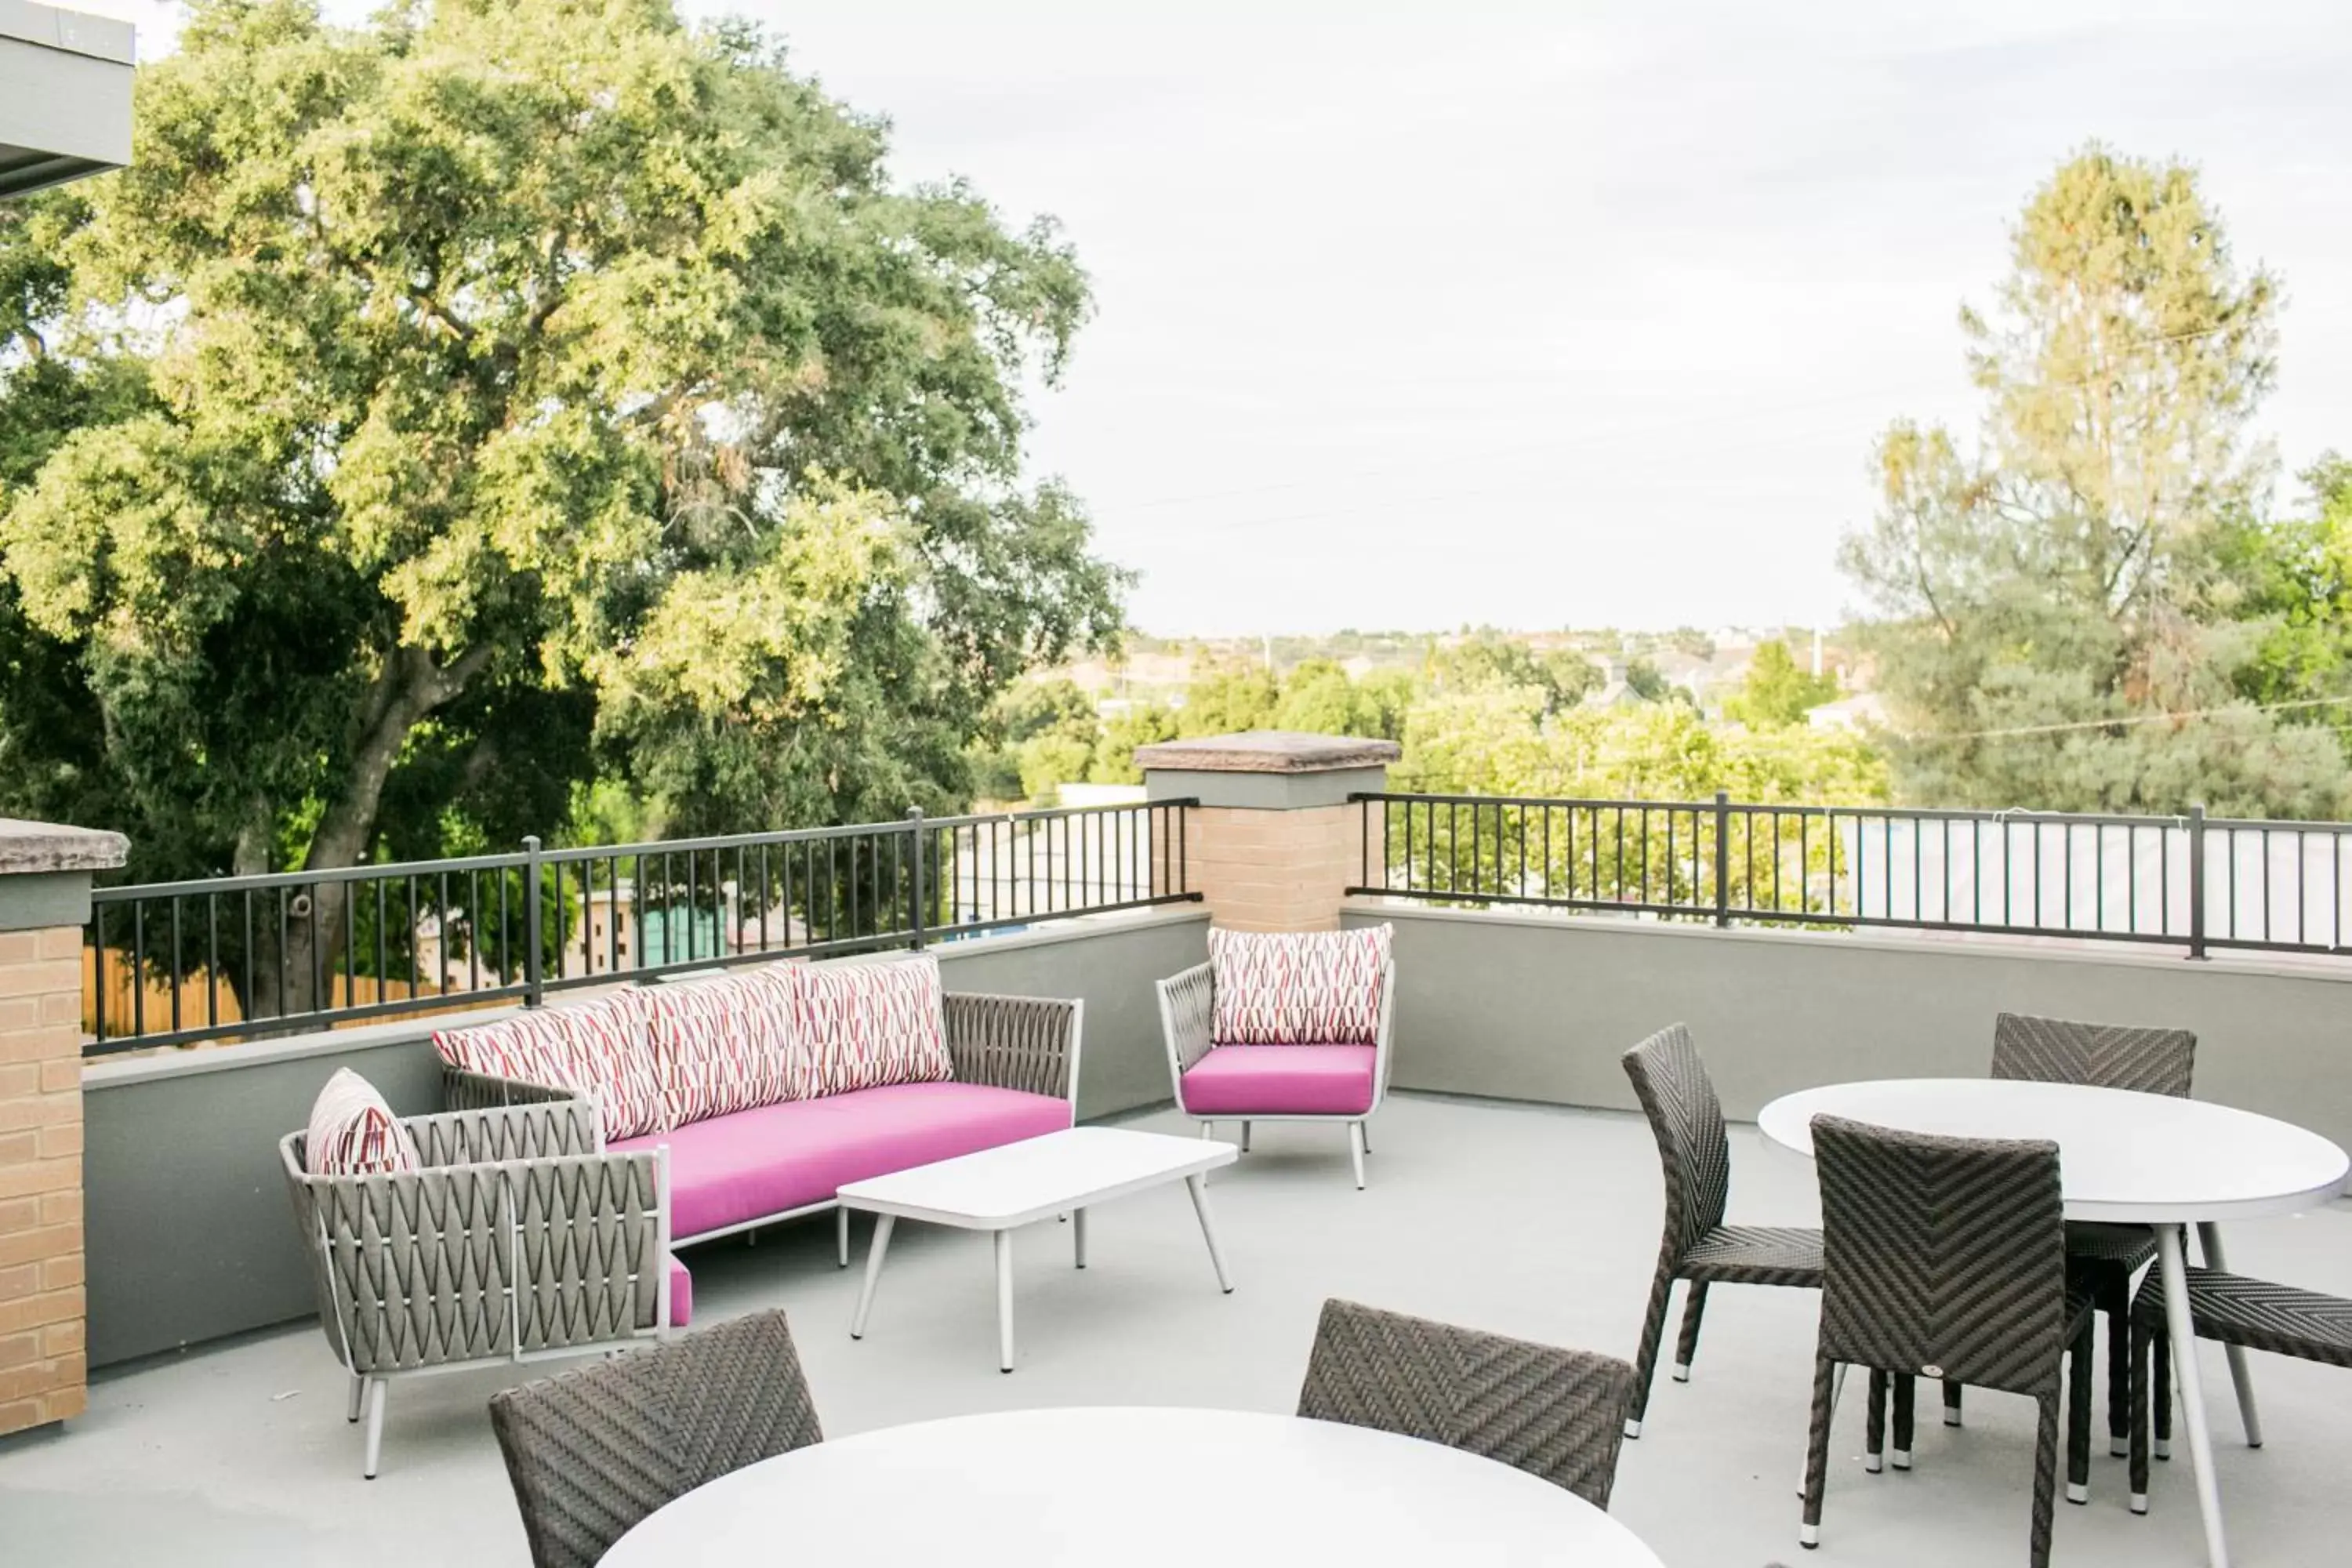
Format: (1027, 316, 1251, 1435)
(0, 0, 1123, 915)
(1841, 145, 2349, 817)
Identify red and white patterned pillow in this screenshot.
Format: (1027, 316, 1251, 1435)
(647, 964, 815, 1124)
(432, 990, 668, 1142)
(1207, 924, 1392, 1045)
(798, 954, 953, 1096)
(304, 1067, 422, 1176)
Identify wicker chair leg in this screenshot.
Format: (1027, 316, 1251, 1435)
(1890, 1374, 1915, 1468)
(1801, 1356, 1837, 1548)
(2152, 1323, 2172, 1460)
(2029, 1391, 2061, 1568)
(1671, 1282, 1710, 1381)
(2129, 1315, 2152, 1513)
(1625, 1265, 1679, 1438)
(346, 1372, 365, 1424)
(2067, 1320, 2093, 1504)
(1864, 1368, 1888, 1472)
(2103, 1275, 2131, 1457)
(1942, 1378, 1963, 1427)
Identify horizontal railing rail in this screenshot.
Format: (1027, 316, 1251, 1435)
(84, 800, 1199, 1055)
(1351, 791, 2352, 961)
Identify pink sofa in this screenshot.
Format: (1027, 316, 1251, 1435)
(441, 967, 1083, 1301)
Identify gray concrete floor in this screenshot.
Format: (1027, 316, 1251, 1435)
(5, 1093, 2349, 1566)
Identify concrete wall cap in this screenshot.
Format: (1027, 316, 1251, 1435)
(1134, 730, 1402, 775)
(0, 817, 129, 874)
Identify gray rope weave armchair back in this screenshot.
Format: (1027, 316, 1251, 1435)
(1297, 1298, 1636, 1508)
(1991, 1011, 2196, 1098)
(489, 1308, 823, 1568)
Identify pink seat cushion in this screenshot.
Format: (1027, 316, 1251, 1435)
(1181, 1044, 1377, 1116)
(667, 1256, 692, 1327)
(615, 1082, 1073, 1241)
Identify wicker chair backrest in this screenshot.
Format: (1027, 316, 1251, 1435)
(1622, 1023, 1731, 1258)
(1297, 1298, 1636, 1508)
(488, 1309, 822, 1568)
(1990, 1011, 2195, 1098)
(1813, 1114, 2069, 1397)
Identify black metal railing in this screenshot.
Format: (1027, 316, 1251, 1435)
(85, 800, 1196, 1054)
(1352, 792, 2352, 960)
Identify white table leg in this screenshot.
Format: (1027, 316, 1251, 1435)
(1185, 1174, 1235, 1293)
(2194, 1222, 2265, 1448)
(836, 1205, 850, 1268)
(2158, 1223, 2230, 1568)
(850, 1213, 894, 1339)
(995, 1229, 1016, 1372)
(1073, 1207, 1088, 1269)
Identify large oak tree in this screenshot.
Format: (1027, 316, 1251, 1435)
(0, 0, 1123, 1007)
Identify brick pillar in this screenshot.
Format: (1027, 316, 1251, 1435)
(0, 819, 125, 1439)
(1136, 731, 1399, 931)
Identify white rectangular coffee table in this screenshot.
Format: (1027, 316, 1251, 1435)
(839, 1127, 1238, 1371)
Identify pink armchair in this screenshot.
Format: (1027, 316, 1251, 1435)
(1155, 926, 1396, 1188)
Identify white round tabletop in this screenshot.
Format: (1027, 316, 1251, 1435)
(601, 1405, 1665, 1568)
(1757, 1079, 2350, 1224)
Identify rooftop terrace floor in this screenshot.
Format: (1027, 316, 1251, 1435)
(5, 1093, 2348, 1566)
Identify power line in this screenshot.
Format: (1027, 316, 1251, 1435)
(1897, 694, 2352, 744)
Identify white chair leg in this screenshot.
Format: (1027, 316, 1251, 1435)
(1198, 1120, 1214, 1140)
(361, 1378, 387, 1479)
(1348, 1121, 1367, 1189)
(1073, 1207, 1088, 1269)
(837, 1206, 849, 1268)
(1240, 1120, 1251, 1153)
(995, 1229, 1017, 1373)
(1359, 1122, 1370, 1154)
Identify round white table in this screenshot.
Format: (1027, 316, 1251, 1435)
(1758, 1079, 2350, 1568)
(600, 1405, 1667, 1567)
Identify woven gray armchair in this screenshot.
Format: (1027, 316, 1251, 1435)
(278, 1095, 671, 1479)
(491, 1308, 822, 1568)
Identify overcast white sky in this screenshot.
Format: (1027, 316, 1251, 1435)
(75, 2, 2352, 637)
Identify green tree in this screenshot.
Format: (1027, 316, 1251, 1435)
(1178, 666, 1279, 736)
(0, 0, 1123, 1011)
(1088, 701, 1179, 784)
(1841, 145, 2347, 816)
(1428, 633, 1599, 713)
(1726, 640, 1838, 728)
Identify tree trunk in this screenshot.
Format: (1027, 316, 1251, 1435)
(279, 644, 489, 1017)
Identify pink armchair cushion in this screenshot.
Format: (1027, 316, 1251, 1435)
(613, 1080, 1073, 1240)
(667, 1257, 692, 1328)
(1181, 1044, 1377, 1117)
(1207, 925, 1391, 1044)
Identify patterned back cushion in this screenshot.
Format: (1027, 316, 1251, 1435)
(304, 1067, 422, 1176)
(1208, 924, 1392, 1045)
(647, 964, 815, 1124)
(432, 990, 668, 1142)
(798, 954, 953, 1095)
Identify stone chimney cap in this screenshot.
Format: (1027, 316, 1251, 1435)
(0, 818, 129, 874)
(1133, 730, 1403, 774)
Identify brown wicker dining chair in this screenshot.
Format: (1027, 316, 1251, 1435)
(1800, 1116, 2096, 1567)
(1297, 1298, 1639, 1508)
(1940, 1012, 2198, 1450)
(488, 1309, 823, 1568)
(1622, 1023, 1824, 1439)
(2129, 1268, 2352, 1513)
